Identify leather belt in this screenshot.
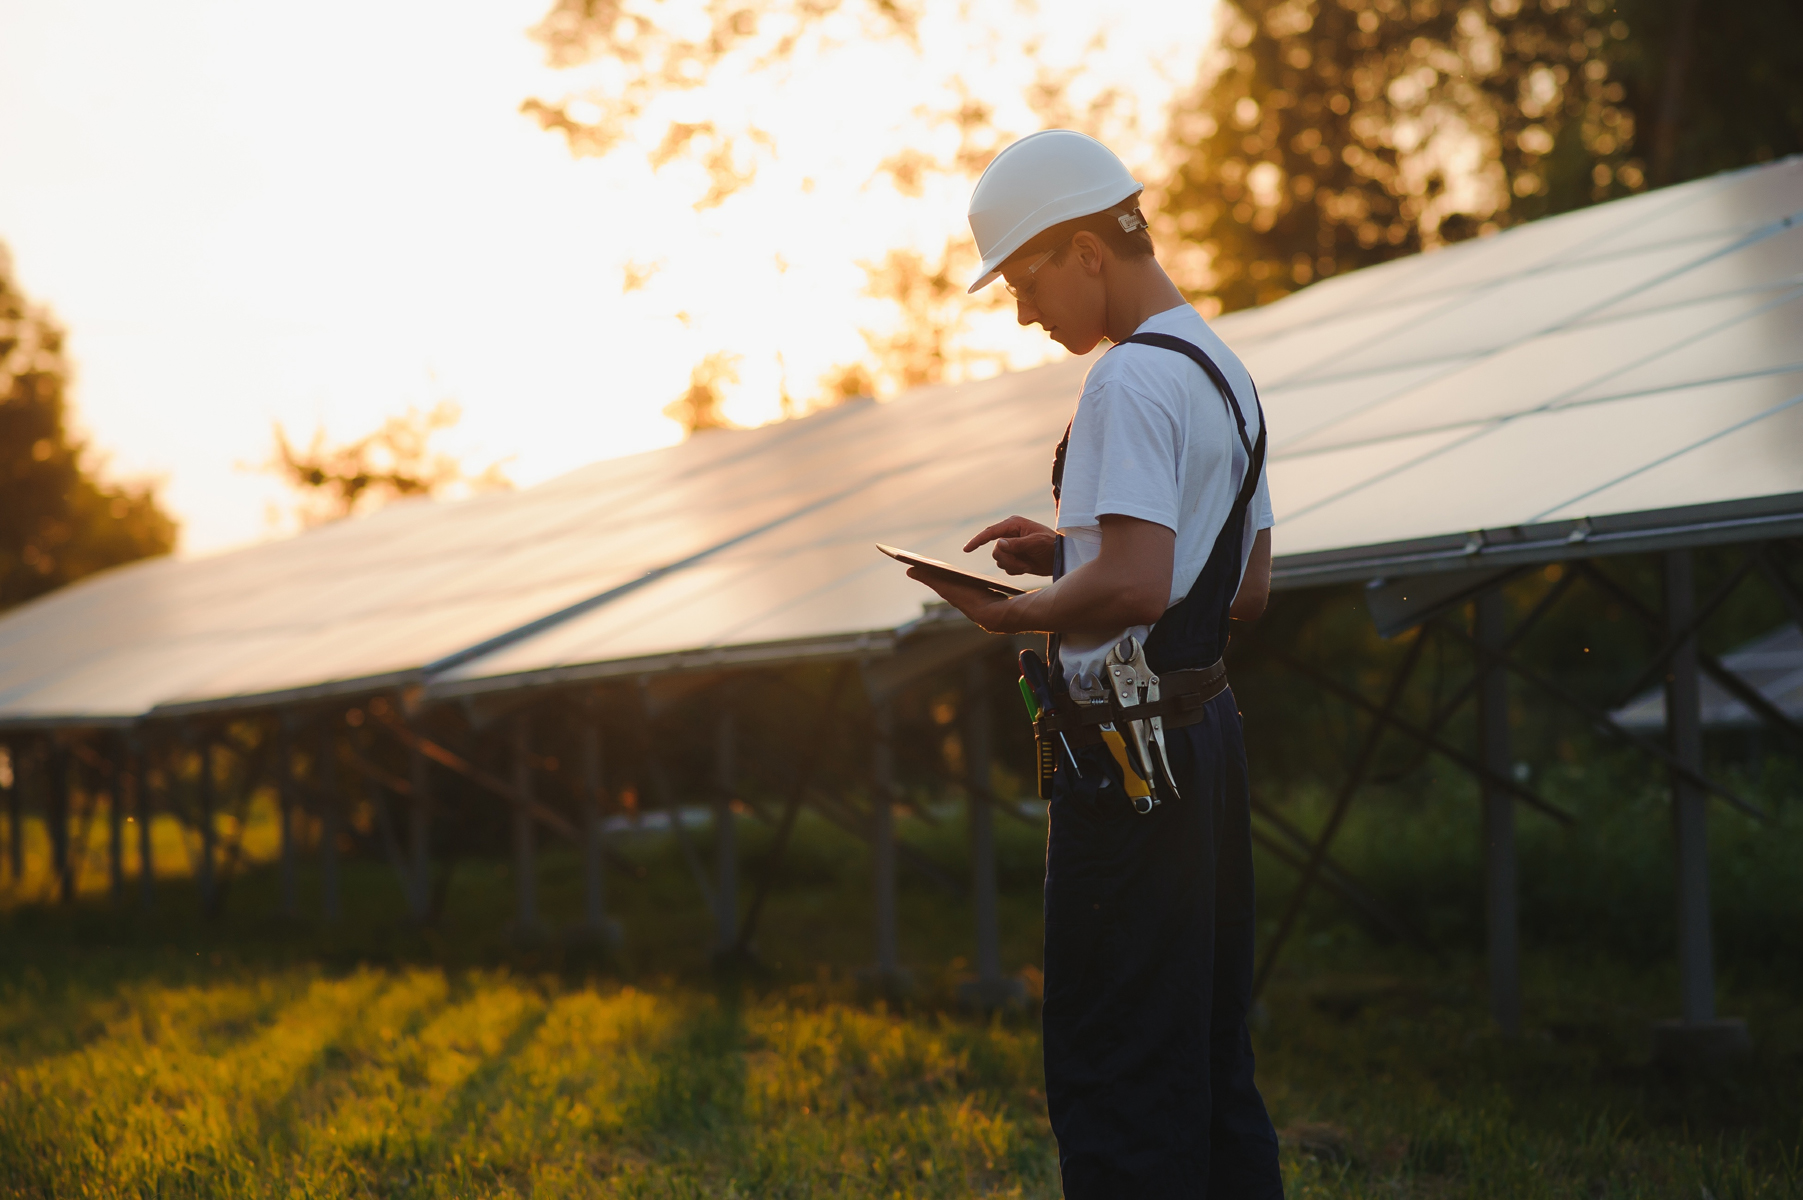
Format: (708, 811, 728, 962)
(1034, 657, 1229, 748)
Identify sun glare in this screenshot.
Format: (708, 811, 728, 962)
(0, 0, 1214, 552)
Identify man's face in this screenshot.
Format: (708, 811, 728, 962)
(1001, 234, 1109, 355)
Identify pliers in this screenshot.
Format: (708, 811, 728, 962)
(1104, 636, 1181, 813)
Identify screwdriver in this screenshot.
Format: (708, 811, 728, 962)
(1019, 649, 1081, 778)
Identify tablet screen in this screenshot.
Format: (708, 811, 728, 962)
(875, 543, 1027, 597)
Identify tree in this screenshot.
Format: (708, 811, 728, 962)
(1158, 0, 1641, 313)
(1159, 0, 1803, 315)
(1604, 0, 1802, 187)
(0, 243, 176, 612)
(268, 401, 512, 527)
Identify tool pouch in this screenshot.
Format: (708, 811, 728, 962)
(1018, 652, 1060, 800)
(1033, 728, 1056, 800)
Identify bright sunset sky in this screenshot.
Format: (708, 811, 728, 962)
(0, 0, 1217, 554)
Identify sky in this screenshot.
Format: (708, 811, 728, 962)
(0, 0, 1216, 554)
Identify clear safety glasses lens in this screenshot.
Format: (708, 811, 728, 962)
(1004, 241, 1068, 300)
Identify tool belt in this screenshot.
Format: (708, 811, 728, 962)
(1034, 657, 1228, 749)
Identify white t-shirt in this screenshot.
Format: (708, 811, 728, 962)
(1054, 304, 1275, 695)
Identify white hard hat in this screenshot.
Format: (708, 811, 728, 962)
(965, 129, 1144, 293)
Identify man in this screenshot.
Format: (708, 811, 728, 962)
(907, 129, 1283, 1197)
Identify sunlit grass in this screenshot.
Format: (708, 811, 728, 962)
(0, 787, 1799, 1198)
(0, 967, 1058, 1197)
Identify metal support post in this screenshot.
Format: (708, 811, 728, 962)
(864, 698, 907, 994)
(106, 741, 124, 904)
(732, 665, 855, 956)
(277, 718, 298, 919)
(49, 741, 73, 904)
(408, 740, 432, 922)
(511, 716, 539, 936)
(1666, 550, 1714, 1023)
(1255, 634, 1429, 996)
(318, 722, 342, 924)
(1653, 549, 1749, 1068)
(713, 712, 738, 949)
(1475, 588, 1521, 1037)
(132, 738, 154, 908)
(4, 741, 19, 885)
(959, 659, 1024, 1009)
(196, 735, 216, 914)
(579, 718, 619, 944)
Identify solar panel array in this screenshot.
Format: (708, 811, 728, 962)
(1, 158, 1797, 726)
(1612, 623, 1803, 731)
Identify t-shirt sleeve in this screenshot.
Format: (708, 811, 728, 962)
(1060, 380, 1183, 532)
(1254, 466, 1274, 531)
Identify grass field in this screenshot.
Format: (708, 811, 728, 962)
(1, 775, 1800, 1198)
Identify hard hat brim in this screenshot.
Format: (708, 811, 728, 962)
(966, 182, 1145, 293)
(967, 267, 1004, 295)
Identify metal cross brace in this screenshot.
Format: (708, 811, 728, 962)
(1252, 631, 1428, 997)
(633, 683, 717, 918)
(1606, 554, 1758, 710)
(334, 741, 427, 899)
(1369, 569, 1580, 785)
(1579, 555, 1803, 753)
(1278, 651, 1577, 825)
(371, 707, 579, 838)
(1433, 602, 1771, 823)
(1756, 543, 1803, 632)
(732, 663, 855, 954)
(1248, 798, 1443, 961)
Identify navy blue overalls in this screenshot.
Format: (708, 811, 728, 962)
(1042, 332, 1283, 1198)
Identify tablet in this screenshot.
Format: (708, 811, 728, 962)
(876, 543, 1028, 597)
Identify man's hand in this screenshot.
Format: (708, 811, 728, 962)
(964, 515, 1056, 576)
(906, 568, 1024, 634)
(907, 513, 1173, 638)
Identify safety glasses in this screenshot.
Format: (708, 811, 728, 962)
(1003, 237, 1071, 301)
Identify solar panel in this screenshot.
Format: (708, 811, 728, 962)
(1613, 624, 1803, 731)
(1, 158, 1798, 727)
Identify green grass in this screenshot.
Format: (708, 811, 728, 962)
(1, 790, 1799, 1198)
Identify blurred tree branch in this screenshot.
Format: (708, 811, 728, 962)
(522, 0, 920, 210)
(267, 402, 512, 527)
(664, 351, 742, 435)
(850, 238, 1008, 396)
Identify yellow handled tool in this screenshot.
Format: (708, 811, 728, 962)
(1098, 728, 1153, 803)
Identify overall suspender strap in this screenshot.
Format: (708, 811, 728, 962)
(1050, 335, 1267, 525)
(1115, 332, 1267, 525)
(1045, 330, 1269, 685)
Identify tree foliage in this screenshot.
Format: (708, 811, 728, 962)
(0, 244, 176, 612)
(853, 239, 1009, 396)
(523, 0, 921, 212)
(1603, 0, 1803, 187)
(1159, 0, 1803, 315)
(1158, 0, 1642, 312)
(268, 402, 513, 527)
(522, 0, 1188, 427)
(663, 351, 742, 435)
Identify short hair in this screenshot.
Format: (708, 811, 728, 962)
(1009, 196, 1154, 269)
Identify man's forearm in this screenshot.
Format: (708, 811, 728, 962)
(982, 556, 1168, 636)
(925, 514, 1174, 636)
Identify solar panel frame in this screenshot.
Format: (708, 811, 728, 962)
(2, 158, 1799, 728)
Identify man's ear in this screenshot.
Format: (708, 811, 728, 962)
(1071, 229, 1109, 275)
